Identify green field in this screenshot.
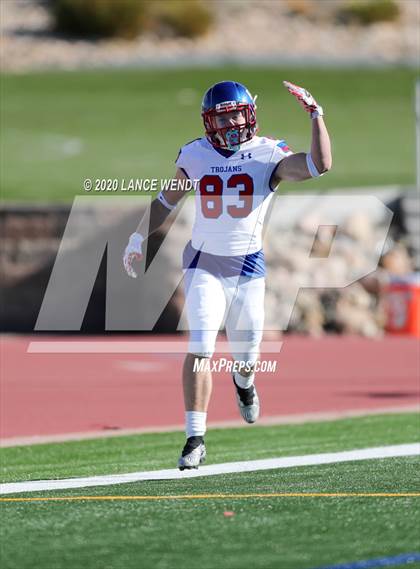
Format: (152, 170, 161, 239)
(1, 414, 419, 568)
(1, 67, 417, 201)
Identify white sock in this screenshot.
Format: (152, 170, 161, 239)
(185, 411, 207, 438)
(234, 371, 255, 389)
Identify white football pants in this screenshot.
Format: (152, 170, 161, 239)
(183, 268, 265, 363)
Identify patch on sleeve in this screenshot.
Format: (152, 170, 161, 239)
(277, 140, 292, 153)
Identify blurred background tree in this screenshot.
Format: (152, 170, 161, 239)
(48, 0, 213, 40)
(339, 0, 400, 25)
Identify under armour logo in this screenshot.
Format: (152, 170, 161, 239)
(241, 152, 252, 160)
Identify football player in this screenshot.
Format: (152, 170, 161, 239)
(123, 80, 332, 470)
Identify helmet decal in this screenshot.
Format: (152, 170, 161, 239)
(215, 101, 238, 112)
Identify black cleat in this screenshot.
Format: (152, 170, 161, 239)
(178, 436, 206, 470)
(233, 376, 260, 423)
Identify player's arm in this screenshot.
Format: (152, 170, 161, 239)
(272, 81, 332, 185)
(123, 169, 188, 278)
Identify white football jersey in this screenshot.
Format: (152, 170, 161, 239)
(176, 136, 292, 255)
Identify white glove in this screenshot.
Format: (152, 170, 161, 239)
(283, 81, 324, 118)
(123, 232, 144, 278)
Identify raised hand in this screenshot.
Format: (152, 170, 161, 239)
(283, 81, 324, 118)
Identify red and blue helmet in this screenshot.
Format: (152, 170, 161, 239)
(201, 81, 258, 150)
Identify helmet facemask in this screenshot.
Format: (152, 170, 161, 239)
(202, 101, 257, 151)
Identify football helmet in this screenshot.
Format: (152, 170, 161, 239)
(201, 81, 258, 150)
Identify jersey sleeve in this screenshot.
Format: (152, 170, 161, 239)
(175, 146, 190, 179)
(268, 139, 293, 191)
(274, 139, 293, 159)
(175, 138, 201, 179)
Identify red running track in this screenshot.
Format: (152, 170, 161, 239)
(1, 335, 419, 441)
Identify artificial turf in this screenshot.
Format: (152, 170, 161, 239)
(1, 413, 419, 569)
(1, 413, 419, 484)
(1, 66, 417, 201)
(1, 458, 419, 569)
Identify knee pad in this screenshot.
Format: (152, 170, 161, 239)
(188, 330, 216, 359)
(229, 329, 262, 367)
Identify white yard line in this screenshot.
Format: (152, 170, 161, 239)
(1, 443, 418, 496)
(1, 405, 418, 448)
